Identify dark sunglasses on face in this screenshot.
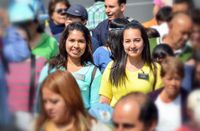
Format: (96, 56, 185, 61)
(55, 8, 68, 15)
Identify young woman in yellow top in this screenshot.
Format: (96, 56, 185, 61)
(99, 21, 163, 107)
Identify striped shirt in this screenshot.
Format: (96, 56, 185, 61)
(6, 57, 46, 113)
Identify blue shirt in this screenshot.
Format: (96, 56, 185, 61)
(93, 46, 112, 73)
(93, 19, 109, 46)
(3, 26, 31, 62)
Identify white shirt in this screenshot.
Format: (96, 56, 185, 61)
(155, 95, 182, 131)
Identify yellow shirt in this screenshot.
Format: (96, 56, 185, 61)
(99, 62, 163, 107)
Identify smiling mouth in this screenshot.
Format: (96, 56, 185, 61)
(72, 50, 81, 55)
(129, 49, 138, 52)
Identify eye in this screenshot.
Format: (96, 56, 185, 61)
(122, 123, 135, 129)
(51, 99, 59, 104)
(113, 122, 119, 128)
(79, 39, 86, 43)
(133, 38, 141, 43)
(68, 39, 75, 42)
(124, 39, 131, 43)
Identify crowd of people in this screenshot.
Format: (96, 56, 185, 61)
(0, 0, 200, 130)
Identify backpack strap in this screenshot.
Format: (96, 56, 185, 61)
(89, 66, 97, 105)
(29, 54, 36, 111)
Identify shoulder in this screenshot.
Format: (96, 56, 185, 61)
(96, 19, 109, 28)
(41, 33, 58, 45)
(148, 88, 163, 101)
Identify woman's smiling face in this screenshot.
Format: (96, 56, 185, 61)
(123, 28, 144, 59)
(65, 30, 86, 60)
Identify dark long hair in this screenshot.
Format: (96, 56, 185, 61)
(49, 22, 93, 69)
(107, 18, 130, 60)
(110, 22, 154, 87)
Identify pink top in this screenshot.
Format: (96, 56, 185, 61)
(6, 57, 46, 113)
(154, 0, 165, 7)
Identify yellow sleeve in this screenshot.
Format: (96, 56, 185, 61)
(155, 63, 164, 90)
(99, 62, 113, 99)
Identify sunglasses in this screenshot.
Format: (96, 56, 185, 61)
(55, 8, 68, 15)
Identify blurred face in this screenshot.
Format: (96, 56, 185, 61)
(173, 3, 189, 13)
(190, 24, 200, 49)
(123, 28, 144, 60)
(105, 0, 125, 21)
(65, 14, 84, 26)
(113, 102, 146, 131)
(163, 73, 182, 97)
(66, 30, 86, 60)
(170, 18, 192, 50)
(42, 88, 68, 124)
(51, 2, 68, 25)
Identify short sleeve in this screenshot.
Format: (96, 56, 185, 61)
(99, 62, 113, 99)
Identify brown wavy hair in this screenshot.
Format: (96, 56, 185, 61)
(35, 70, 92, 131)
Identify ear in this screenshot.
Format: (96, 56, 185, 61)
(82, 20, 87, 26)
(168, 22, 173, 31)
(120, 3, 126, 13)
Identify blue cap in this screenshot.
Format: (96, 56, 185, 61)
(66, 4, 88, 20)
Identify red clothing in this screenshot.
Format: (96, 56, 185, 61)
(177, 125, 200, 131)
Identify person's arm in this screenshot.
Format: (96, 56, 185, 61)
(99, 95, 111, 105)
(99, 62, 113, 105)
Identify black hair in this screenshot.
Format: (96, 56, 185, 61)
(49, 22, 93, 69)
(118, 0, 126, 5)
(145, 28, 160, 38)
(139, 96, 158, 129)
(108, 18, 130, 60)
(152, 44, 174, 62)
(156, 6, 173, 24)
(109, 21, 154, 87)
(191, 8, 200, 25)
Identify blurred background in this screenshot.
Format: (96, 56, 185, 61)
(1, 0, 200, 22)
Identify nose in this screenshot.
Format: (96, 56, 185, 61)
(114, 126, 123, 131)
(130, 41, 136, 48)
(171, 79, 177, 86)
(73, 41, 80, 48)
(45, 102, 53, 111)
(105, 7, 110, 14)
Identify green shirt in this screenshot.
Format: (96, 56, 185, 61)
(32, 33, 59, 60)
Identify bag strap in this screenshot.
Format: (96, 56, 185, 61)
(89, 66, 97, 104)
(152, 64, 157, 91)
(29, 54, 36, 111)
